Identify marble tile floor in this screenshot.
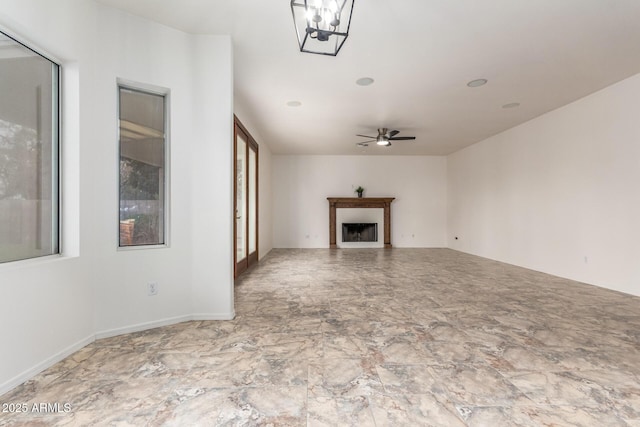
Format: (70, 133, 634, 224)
(2, 248, 640, 426)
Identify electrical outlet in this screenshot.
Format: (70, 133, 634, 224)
(148, 282, 158, 296)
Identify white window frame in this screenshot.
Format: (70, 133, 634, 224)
(116, 79, 170, 250)
(0, 29, 61, 264)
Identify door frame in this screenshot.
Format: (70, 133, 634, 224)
(233, 115, 259, 278)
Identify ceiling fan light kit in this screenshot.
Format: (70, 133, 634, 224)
(376, 136, 390, 146)
(291, 0, 355, 56)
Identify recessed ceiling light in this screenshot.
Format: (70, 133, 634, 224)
(286, 101, 302, 107)
(356, 77, 375, 86)
(467, 79, 488, 88)
(502, 102, 520, 109)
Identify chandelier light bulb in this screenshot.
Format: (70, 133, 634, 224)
(323, 9, 332, 26)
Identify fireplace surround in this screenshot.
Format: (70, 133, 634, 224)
(327, 197, 395, 248)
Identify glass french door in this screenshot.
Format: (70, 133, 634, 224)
(234, 117, 258, 277)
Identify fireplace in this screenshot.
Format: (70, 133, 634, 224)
(327, 197, 395, 248)
(342, 223, 378, 242)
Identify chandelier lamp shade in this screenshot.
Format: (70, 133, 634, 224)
(291, 0, 355, 56)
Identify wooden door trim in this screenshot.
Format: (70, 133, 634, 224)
(233, 121, 249, 277)
(234, 115, 259, 278)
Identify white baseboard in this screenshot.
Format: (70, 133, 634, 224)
(95, 312, 235, 339)
(1, 313, 237, 397)
(0, 334, 95, 397)
(94, 314, 195, 340)
(192, 311, 236, 321)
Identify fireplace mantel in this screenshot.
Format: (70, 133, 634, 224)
(327, 197, 395, 249)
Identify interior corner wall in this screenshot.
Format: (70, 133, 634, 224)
(91, 4, 195, 335)
(0, 0, 234, 395)
(272, 155, 447, 248)
(447, 72, 640, 296)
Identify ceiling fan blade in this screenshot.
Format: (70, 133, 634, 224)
(356, 134, 376, 139)
(388, 130, 400, 138)
(357, 139, 376, 143)
(389, 136, 416, 140)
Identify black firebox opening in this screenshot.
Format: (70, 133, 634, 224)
(342, 223, 378, 242)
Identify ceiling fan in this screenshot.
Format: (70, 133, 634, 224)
(356, 128, 416, 147)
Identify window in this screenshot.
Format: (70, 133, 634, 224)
(118, 84, 168, 247)
(0, 31, 60, 263)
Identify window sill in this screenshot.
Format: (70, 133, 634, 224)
(0, 253, 74, 273)
(117, 244, 170, 252)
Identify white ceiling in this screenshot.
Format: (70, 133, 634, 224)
(96, 0, 640, 155)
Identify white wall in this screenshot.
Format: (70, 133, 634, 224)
(273, 155, 447, 248)
(188, 34, 234, 318)
(0, 0, 234, 395)
(258, 144, 273, 259)
(448, 72, 640, 296)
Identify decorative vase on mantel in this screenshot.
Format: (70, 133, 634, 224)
(355, 186, 364, 198)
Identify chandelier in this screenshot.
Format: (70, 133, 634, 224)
(291, 0, 355, 56)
